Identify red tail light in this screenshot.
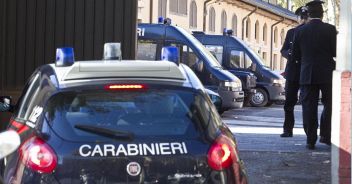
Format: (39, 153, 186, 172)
(105, 84, 148, 90)
(19, 137, 57, 173)
(207, 134, 238, 170)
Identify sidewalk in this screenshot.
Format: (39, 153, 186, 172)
(237, 134, 330, 184)
(222, 106, 330, 184)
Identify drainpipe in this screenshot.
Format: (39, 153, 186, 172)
(203, 0, 213, 32)
(241, 7, 257, 40)
(149, 0, 153, 23)
(270, 18, 284, 69)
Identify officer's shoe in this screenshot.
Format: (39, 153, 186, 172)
(319, 137, 331, 146)
(280, 132, 293, 137)
(306, 143, 315, 150)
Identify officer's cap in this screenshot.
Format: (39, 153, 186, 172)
(306, 0, 325, 7)
(294, 6, 308, 16)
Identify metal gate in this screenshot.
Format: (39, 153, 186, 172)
(0, 0, 137, 128)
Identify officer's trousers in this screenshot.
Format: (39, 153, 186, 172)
(283, 80, 300, 133)
(301, 83, 332, 145)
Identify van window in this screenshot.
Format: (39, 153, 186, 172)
(205, 45, 223, 65)
(245, 54, 254, 68)
(229, 50, 244, 68)
(182, 45, 204, 72)
(137, 40, 158, 60)
(166, 42, 203, 71)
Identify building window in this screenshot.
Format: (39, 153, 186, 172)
(246, 18, 251, 40)
(169, 0, 187, 15)
(273, 54, 278, 69)
(209, 7, 216, 32)
(255, 20, 259, 42)
(274, 27, 278, 47)
(280, 29, 285, 45)
(263, 23, 267, 44)
(232, 14, 237, 36)
(280, 56, 286, 70)
(221, 11, 227, 33)
(189, 1, 197, 28)
(262, 52, 267, 65)
(158, 0, 167, 18)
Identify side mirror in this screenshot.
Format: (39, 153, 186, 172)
(250, 63, 257, 72)
(0, 96, 12, 112)
(205, 89, 222, 113)
(0, 131, 20, 159)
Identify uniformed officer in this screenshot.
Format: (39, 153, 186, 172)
(292, 0, 337, 149)
(280, 6, 309, 138)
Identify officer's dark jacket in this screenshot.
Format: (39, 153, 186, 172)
(280, 25, 303, 82)
(292, 19, 337, 85)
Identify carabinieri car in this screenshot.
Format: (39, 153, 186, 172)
(0, 46, 247, 184)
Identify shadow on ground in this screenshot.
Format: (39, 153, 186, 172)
(236, 134, 331, 184)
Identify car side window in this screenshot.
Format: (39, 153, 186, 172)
(17, 74, 40, 120)
(229, 50, 245, 68)
(137, 40, 158, 60)
(205, 45, 223, 65)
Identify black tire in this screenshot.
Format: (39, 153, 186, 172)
(249, 88, 269, 107)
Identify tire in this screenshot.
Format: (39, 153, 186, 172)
(249, 88, 269, 107)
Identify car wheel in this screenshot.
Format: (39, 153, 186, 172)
(249, 88, 269, 107)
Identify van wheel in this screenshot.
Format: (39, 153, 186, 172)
(249, 88, 268, 107)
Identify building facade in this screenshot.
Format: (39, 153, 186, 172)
(138, 0, 297, 70)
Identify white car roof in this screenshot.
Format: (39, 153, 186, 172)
(51, 60, 186, 82)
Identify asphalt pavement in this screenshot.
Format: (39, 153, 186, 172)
(222, 105, 330, 184)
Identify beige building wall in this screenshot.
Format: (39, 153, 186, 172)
(138, 0, 297, 70)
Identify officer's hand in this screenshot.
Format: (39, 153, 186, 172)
(0, 102, 10, 112)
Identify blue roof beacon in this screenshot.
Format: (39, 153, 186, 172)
(161, 46, 179, 65)
(55, 47, 75, 67)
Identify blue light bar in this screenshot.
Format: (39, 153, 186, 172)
(161, 46, 179, 65)
(55, 47, 75, 67)
(158, 16, 164, 24)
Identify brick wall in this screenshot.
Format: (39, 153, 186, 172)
(339, 71, 351, 184)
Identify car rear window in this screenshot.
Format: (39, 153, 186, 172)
(44, 88, 210, 141)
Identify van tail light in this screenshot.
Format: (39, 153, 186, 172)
(19, 137, 57, 174)
(207, 134, 239, 171)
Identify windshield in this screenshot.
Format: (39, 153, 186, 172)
(44, 87, 219, 142)
(175, 27, 222, 68)
(233, 36, 265, 67)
